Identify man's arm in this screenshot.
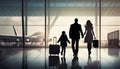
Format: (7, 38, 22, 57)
(80, 25, 84, 38)
(69, 25, 72, 39)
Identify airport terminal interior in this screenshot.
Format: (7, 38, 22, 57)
(0, 0, 120, 69)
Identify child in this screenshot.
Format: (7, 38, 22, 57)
(57, 31, 70, 57)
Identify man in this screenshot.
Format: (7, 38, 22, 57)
(69, 18, 84, 56)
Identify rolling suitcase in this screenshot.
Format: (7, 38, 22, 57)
(93, 39, 99, 48)
(49, 56, 60, 66)
(49, 37, 60, 55)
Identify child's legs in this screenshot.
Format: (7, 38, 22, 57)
(61, 46, 63, 53)
(64, 47, 66, 53)
(61, 46, 66, 56)
(63, 46, 66, 56)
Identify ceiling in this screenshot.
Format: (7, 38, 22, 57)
(0, 0, 120, 16)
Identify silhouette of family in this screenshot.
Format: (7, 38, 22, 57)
(57, 18, 95, 57)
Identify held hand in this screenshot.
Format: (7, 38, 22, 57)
(69, 41, 70, 44)
(82, 35, 84, 38)
(68, 41, 70, 44)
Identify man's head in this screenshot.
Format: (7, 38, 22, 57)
(74, 18, 78, 23)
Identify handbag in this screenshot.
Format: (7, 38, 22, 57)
(93, 37, 99, 48)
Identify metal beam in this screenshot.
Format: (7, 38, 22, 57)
(22, 0, 25, 47)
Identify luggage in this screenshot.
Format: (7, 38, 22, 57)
(49, 56, 60, 66)
(49, 37, 60, 55)
(93, 39, 99, 48)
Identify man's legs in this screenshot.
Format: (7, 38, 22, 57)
(75, 39, 79, 55)
(72, 39, 75, 55)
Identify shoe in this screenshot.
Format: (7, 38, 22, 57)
(89, 52, 91, 55)
(73, 53, 76, 56)
(63, 54, 65, 57)
(61, 52, 63, 55)
(73, 54, 77, 57)
(75, 54, 78, 57)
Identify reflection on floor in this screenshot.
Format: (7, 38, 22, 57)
(0, 48, 120, 69)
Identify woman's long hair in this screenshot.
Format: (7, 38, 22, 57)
(85, 20, 93, 30)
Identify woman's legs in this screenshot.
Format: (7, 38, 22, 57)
(87, 43, 92, 55)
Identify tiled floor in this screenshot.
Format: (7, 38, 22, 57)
(0, 48, 120, 69)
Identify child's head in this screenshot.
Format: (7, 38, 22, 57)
(62, 31, 65, 35)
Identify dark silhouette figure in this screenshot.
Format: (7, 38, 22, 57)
(58, 57, 67, 69)
(57, 31, 70, 57)
(84, 20, 95, 56)
(69, 18, 84, 56)
(71, 56, 82, 69)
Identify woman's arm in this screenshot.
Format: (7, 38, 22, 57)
(83, 29, 87, 37)
(92, 29, 95, 39)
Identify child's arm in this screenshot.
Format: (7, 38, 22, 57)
(66, 35, 70, 43)
(57, 36, 61, 43)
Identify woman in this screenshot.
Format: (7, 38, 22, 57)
(84, 20, 95, 56)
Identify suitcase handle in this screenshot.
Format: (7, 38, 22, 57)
(94, 36, 97, 40)
(53, 37, 57, 45)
